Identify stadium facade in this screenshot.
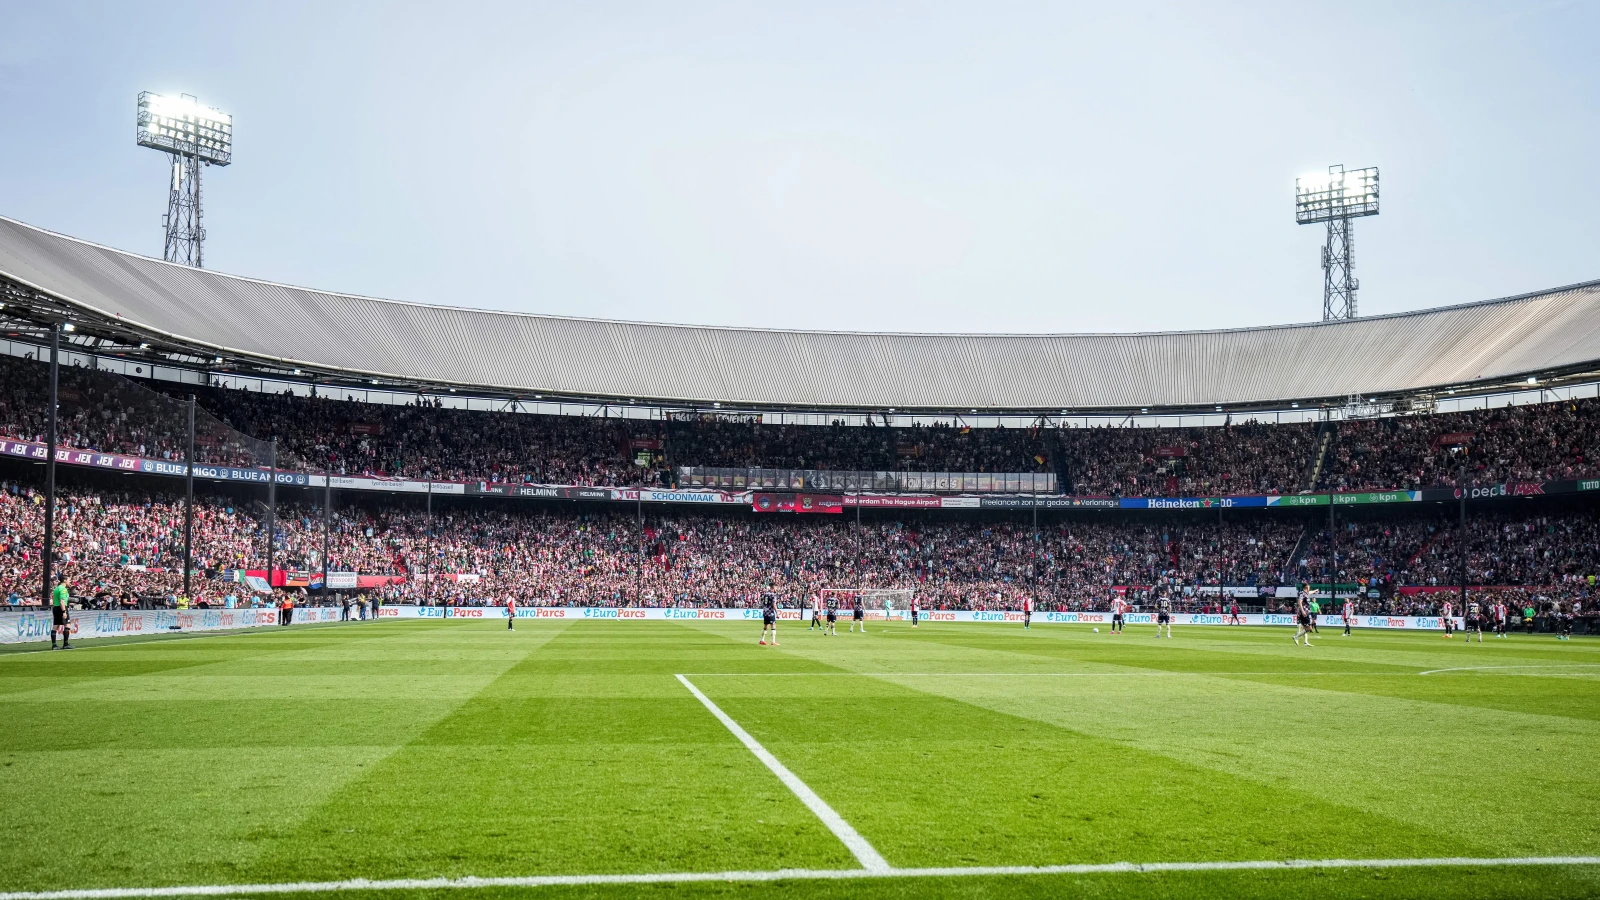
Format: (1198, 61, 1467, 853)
(3, 214, 1600, 416)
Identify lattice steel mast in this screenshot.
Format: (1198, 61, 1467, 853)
(1322, 208, 1357, 320)
(1296, 164, 1378, 321)
(137, 92, 232, 267)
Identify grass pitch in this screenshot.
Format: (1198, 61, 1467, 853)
(2, 618, 1598, 899)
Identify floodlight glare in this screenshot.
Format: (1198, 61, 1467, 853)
(1296, 163, 1379, 321)
(137, 93, 232, 165)
(137, 91, 232, 268)
(1295, 166, 1378, 224)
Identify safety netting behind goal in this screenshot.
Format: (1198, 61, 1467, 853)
(818, 588, 914, 610)
(43, 361, 302, 471)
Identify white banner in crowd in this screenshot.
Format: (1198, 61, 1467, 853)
(0, 606, 345, 644)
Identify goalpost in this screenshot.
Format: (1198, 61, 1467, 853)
(818, 588, 915, 619)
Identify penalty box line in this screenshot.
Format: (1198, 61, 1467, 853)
(674, 673, 891, 873)
(5, 857, 1600, 899)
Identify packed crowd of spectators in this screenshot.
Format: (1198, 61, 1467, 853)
(201, 389, 671, 485)
(7, 354, 1600, 501)
(0, 481, 1300, 609)
(0, 356, 268, 468)
(1299, 512, 1600, 588)
(1322, 398, 1600, 491)
(1062, 420, 1318, 497)
(0, 480, 262, 608)
(5, 471, 1597, 617)
(669, 419, 1056, 474)
(271, 509, 1303, 610)
(0, 356, 665, 485)
(1293, 511, 1600, 615)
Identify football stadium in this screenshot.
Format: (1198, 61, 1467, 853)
(4, 8, 1600, 900)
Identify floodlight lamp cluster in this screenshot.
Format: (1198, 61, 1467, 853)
(1295, 165, 1378, 224)
(137, 92, 232, 166)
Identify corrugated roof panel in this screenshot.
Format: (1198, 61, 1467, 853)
(2, 214, 1599, 411)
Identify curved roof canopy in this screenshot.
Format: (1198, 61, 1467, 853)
(1, 215, 1598, 413)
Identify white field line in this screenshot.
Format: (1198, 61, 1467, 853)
(674, 673, 890, 873)
(4, 855, 1600, 898)
(682, 671, 1420, 677)
(692, 667, 1600, 678)
(1419, 663, 1600, 675)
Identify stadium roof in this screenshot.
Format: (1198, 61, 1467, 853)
(2, 214, 1599, 414)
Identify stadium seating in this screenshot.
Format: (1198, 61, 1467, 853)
(7, 355, 1600, 496)
(2, 477, 1593, 617)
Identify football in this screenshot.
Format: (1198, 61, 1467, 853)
(1093, 627, 1100, 632)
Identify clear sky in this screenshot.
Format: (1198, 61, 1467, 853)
(1, 1, 1595, 334)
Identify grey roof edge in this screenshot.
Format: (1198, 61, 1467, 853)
(5, 213, 1599, 342)
(6, 212, 1600, 413)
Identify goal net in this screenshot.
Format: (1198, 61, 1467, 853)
(818, 588, 915, 611)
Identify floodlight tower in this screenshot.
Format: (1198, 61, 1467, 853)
(137, 92, 232, 267)
(1295, 164, 1378, 320)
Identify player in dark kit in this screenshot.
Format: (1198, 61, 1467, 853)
(1293, 588, 1314, 647)
(824, 594, 839, 635)
(1155, 594, 1172, 638)
(850, 594, 866, 633)
(1465, 599, 1485, 643)
(910, 595, 920, 628)
(759, 591, 779, 646)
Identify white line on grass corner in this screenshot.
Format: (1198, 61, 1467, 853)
(674, 673, 891, 873)
(4, 856, 1600, 898)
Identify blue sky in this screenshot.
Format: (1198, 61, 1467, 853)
(1, 1, 1595, 333)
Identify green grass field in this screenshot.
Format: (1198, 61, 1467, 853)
(2, 618, 1599, 900)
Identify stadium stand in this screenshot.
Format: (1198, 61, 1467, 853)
(1321, 398, 1600, 491)
(1298, 511, 1600, 592)
(2, 474, 1594, 623)
(8, 353, 1600, 496)
(1, 215, 1598, 631)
